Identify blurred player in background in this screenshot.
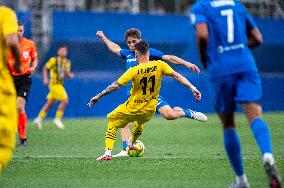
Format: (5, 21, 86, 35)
(8, 21, 38, 146)
(190, 0, 281, 187)
(97, 28, 207, 157)
(0, 5, 21, 172)
(33, 45, 74, 129)
(88, 41, 202, 161)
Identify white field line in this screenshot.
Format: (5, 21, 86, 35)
(12, 155, 259, 160)
(12, 155, 202, 159)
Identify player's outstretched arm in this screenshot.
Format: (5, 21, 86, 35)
(6, 34, 21, 73)
(195, 23, 208, 69)
(162, 55, 200, 73)
(88, 81, 122, 107)
(96, 31, 122, 56)
(171, 71, 201, 101)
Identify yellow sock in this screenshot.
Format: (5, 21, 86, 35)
(55, 110, 64, 119)
(38, 110, 47, 119)
(131, 121, 144, 142)
(105, 121, 118, 150)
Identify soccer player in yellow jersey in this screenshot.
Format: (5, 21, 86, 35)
(0, 5, 21, 172)
(33, 45, 74, 129)
(97, 29, 207, 157)
(88, 41, 201, 161)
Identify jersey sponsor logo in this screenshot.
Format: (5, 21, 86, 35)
(190, 14, 196, 24)
(135, 99, 148, 103)
(126, 58, 136, 63)
(134, 96, 157, 103)
(23, 51, 29, 59)
(210, 0, 235, 7)
(217, 43, 244, 53)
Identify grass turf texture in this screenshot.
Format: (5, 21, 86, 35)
(1, 113, 283, 188)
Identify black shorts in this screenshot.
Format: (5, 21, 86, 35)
(13, 74, 32, 101)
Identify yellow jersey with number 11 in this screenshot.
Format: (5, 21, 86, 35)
(117, 60, 174, 113)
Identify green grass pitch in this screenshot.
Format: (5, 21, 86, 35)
(1, 113, 283, 188)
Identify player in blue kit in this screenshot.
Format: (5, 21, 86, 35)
(190, 1, 281, 188)
(97, 28, 207, 157)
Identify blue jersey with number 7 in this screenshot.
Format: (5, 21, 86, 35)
(190, 0, 258, 76)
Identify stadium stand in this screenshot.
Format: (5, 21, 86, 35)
(12, 0, 284, 117)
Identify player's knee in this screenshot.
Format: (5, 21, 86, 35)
(44, 103, 52, 111)
(173, 107, 183, 112)
(59, 100, 68, 108)
(107, 121, 118, 131)
(63, 99, 68, 105)
(242, 102, 262, 123)
(124, 122, 132, 129)
(173, 107, 181, 110)
(17, 101, 25, 113)
(246, 111, 262, 123)
(121, 126, 131, 132)
(17, 105, 25, 114)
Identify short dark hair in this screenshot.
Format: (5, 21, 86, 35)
(134, 41, 149, 55)
(125, 28, 141, 41)
(18, 21, 23, 26)
(57, 44, 67, 50)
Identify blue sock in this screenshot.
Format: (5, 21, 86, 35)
(250, 118, 272, 155)
(224, 129, 244, 176)
(122, 140, 129, 151)
(183, 109, 193, 118)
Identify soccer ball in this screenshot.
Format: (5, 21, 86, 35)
(126, 140, 145, 157)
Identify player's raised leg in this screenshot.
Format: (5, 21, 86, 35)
(159, 105, 207, 122)
(158, 96, 207, 122)
(33, 99, 55, 129)
(242, 102, 281, 188)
